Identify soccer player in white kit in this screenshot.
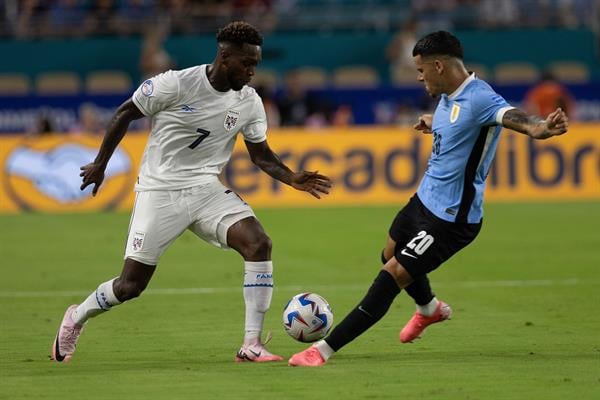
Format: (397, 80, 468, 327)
(51, 21, 331, 363)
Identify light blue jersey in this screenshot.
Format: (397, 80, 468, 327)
(417, 74, 514, 224)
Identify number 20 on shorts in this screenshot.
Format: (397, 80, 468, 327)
(406, 230, 435, 255)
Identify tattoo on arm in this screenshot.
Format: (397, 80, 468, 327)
(502, 109, 548, 139)
(502, 109, 542, 131)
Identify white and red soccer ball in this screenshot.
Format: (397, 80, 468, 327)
(283, 292, 334, 343)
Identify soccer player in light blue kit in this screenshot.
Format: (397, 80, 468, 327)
(290, 31, 568, 366)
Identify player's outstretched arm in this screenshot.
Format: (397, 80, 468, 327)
(501, 108, 568, 140)
(80, 99, 145, 196)
(245, 140, 332, 199)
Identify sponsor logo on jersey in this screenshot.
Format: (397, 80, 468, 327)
(141, 79, 154, 96)
(450, 103, 460, 123)
(180, 104, 196, 113)
(224, 110, 240, 131)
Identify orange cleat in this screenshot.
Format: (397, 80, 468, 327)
(399, 301, 452, 343)
(288, 346, 326, 367)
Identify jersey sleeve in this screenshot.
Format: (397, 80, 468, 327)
(241, 96, 268, 143)
(470, 84, 514, 126)
(132, 70, 180, 116)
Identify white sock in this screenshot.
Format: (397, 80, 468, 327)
(72, 278, 122, 325)
(416, 297, 439, 317)
(243, 261, 273, 343)
(314, 340, 335, 361)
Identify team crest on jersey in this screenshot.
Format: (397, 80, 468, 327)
(141, 80, 154, 96)
(132, 231, 145, 251)
(224, 110, 240, 131)
(450, 103, 461, 123)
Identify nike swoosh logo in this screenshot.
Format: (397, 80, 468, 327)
(249, 349, 262, 358)
(54, 335, 66, 362)
(357, 305, 373, 318)
(400, 249, 418, 259)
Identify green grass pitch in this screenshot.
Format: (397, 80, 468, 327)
(1, 202, 599, 399)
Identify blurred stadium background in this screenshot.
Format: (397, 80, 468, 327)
(1, 0, 599, 211)
(1, 2, 600, 399)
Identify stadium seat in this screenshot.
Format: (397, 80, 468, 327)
(332, 65, 380, 88)
(288, 67, 328, 89)
(85, 70, 132, 94)
(493, 62, 540, 85)
(547, 61, 590, 84)
(36, 72, 81, 95)
(0, 74, 30, 95)
(466, 63, 490, 81)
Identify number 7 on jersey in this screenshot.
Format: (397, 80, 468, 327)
(189, 128, 211, 149)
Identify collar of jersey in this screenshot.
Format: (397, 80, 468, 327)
(202, 64, 235, 97)
(447, 73, 476, 101)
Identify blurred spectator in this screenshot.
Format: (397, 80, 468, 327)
(87, 0, 118, 36)
(255, 85, 281, 128)
(523, 71, 576, 119)
(232, 0, 278, 33)
(27, 108, 56, 137)
(15, 0, 48, 39)
(332, 104, 354, 127)
(44, 0, 90, 37)
(186, 0, 230, 31)
(277, 71, 327, 127)
(411, 0, 455, 32)
(139, 24, 175, 79)
(114, 0, 154, 36)
(305, 112, 328, 129)
(6, 0, 600, 39)
(555, 0, 597, 28)
(451, 0, 480, 29)
(394, 102, 418, 127)
(162, 0, 192, 34)
(478, 0, 519, 28)
(386, 19, 418, 85)
(70, 103, 104, 135)
(374, 102, 396, 125)
(374, 101, 418, 126)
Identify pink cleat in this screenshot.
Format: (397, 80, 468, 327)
(288, 346, 326, 367)
(235, 335, 283, 363)
(399, 301, 452, 343)
(51, 304, 84, 362)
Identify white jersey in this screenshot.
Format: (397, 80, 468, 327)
(131, 64, 267, 191)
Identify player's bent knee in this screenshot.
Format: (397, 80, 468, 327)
(256, 234, 272, 252)
(383, 260, 414, 289)
(114, 279, 147, 301)
(243, 234, 272, 260)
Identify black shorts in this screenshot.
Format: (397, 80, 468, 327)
(388, 194, 482, 279)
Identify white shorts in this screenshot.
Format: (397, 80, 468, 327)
(124, 180, 255, 265)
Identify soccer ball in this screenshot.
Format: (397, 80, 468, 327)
(282, 292, 333, 343)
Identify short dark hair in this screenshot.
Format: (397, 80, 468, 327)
(217, 21, 263, 46)
(412, 31, 463, 60)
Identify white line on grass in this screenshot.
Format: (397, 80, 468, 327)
(0, 278, 597, 298)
